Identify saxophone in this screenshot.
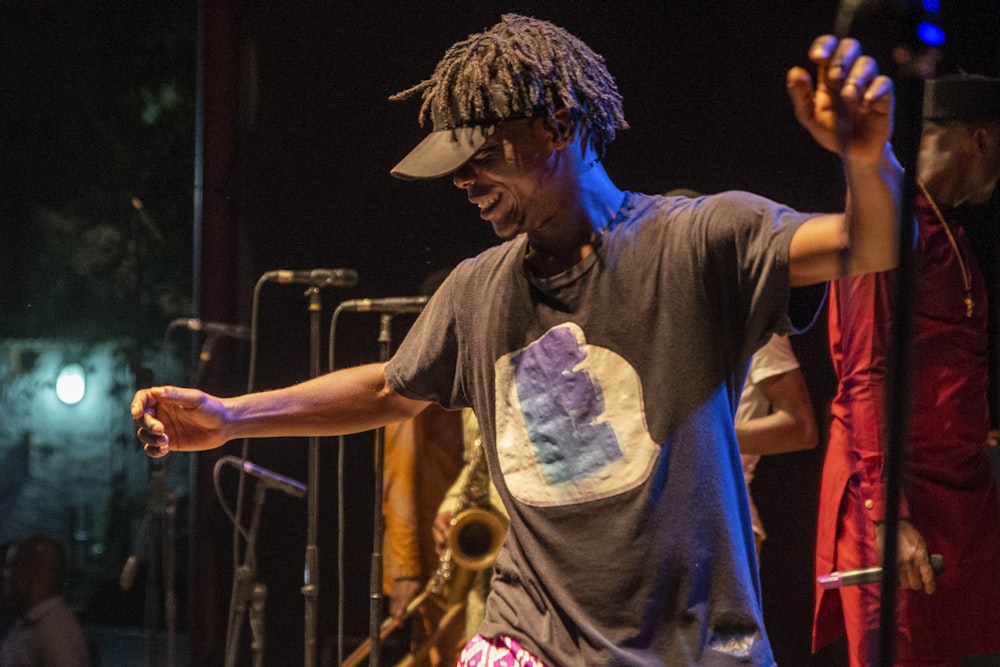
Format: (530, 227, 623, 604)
(342, 437, 507, 667)
(428, 436, 507, 604)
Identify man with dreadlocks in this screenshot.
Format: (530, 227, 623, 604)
(132, 14, 901, 666)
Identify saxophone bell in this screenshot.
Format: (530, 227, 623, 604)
(447, 506, 507, 571)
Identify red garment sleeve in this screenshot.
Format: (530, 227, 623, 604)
(834, 271, 910, 523)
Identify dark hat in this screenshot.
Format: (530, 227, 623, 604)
(923, 73, 1000, 122)
(391, 85, 520, 181)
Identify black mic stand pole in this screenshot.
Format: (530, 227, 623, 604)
(125, 199, 176, 667)
(878, 70, 924, 667)
(303, 286, 323, 667)
(162, 474, 178, 667)
(123, 459, 174, 667)
(224, 481, 270, 667)
(368, 313, 394, 667)
(119, 462, 178, 667)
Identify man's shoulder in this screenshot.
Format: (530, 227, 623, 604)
(451, 238, 527, 284)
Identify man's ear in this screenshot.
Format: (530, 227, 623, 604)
(549, 108, 576, 147)
(972, 126, 990, 155)
(971, 123, 1000, 158)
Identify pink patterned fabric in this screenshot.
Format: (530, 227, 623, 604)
(459, 634, 549, 667)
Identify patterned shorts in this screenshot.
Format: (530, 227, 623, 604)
(459, 634, 549, 667)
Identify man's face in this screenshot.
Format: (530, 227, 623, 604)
(450, 117, 567, 240)
(920, 120, 1000, 206)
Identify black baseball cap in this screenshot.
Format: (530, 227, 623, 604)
(391, 85, 522, 180)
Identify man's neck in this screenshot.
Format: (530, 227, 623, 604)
(524, 165, 624, 278)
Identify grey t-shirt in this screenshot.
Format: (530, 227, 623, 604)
(386, 191, 817, 666)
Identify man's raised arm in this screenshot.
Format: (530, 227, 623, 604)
(785, 35, 903, 286)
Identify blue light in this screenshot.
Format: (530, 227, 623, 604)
(922, 0, 941, 13)
(917, 22, 946, 47)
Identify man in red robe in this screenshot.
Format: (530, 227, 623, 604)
(813, 74, 1000, 666)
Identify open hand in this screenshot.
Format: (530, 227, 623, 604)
(787, 35, 894, 164)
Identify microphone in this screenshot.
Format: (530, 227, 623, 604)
(221, 456, 307, 499)
(818, 554, 944, 589)
(263, 268, 359, 287)
(339, 295, 429, 314)
(174, 318, 251, 341)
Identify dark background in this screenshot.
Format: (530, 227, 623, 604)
(4, 1, 1000, 665)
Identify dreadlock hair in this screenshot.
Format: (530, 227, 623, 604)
(389, 14, 628, 160)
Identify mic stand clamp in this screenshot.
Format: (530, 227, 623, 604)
(249, 583, 267, 667)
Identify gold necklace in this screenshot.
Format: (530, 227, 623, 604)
(917, 180, 974, 318)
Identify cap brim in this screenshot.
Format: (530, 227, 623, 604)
(390, 125, 494, 180)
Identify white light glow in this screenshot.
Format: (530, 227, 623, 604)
(56, 363, 86, 405)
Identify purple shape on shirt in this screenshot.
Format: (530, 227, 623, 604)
(510, 326, 622, 485)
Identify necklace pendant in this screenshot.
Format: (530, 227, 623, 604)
(918, 181, 975, 322)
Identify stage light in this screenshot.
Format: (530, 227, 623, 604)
(56, 362, 87, 405)
(916, 0, 945, 48)
(917, 21, 945, 47)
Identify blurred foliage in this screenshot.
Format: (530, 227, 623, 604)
(0, 2, 196, 343)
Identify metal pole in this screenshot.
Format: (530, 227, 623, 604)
(303, 287, 323, 667)
(368, 313, 394, 666)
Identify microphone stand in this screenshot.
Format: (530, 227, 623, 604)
(121, 456, 177, 667)
(224, 481, 269, 667)
(194, 333, 222, 387)
(878, 71, 923, 667)
(163, 475, 178, 667)
(303, 286, 323, 667)
(368, 313, 394, 667)
(143, 463, 166, 667)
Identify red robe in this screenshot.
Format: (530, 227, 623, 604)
(813, 195, 1000, 663)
